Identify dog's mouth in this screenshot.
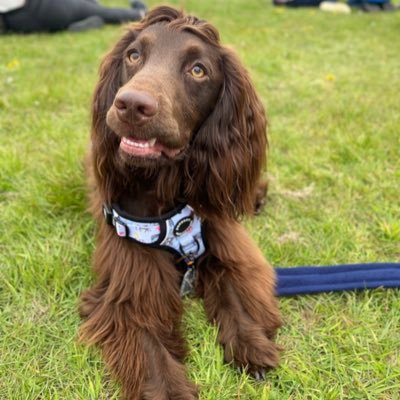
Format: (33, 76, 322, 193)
(120, 136, 184, 159)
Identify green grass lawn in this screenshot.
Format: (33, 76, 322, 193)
(1, 0, 399, 398)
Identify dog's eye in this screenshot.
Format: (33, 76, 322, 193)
(128, 50, 140, 63)
(190, 64, 206, 79)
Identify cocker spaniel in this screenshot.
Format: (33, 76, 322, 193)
(79, 6, 281, 399)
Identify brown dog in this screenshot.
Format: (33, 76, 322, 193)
(79, 6, 281, 399)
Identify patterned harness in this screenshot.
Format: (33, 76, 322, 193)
(103, 203, 206, 295)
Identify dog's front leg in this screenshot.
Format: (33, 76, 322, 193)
(198, 219, 282, 379)
(79, 229, 198, 400)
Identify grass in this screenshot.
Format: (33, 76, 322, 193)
(0, 0, 399, 398)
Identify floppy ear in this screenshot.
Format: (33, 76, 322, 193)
(90, 30, 138, 202)
(92, 30, 138, 133)
(184, 48, 267, 219)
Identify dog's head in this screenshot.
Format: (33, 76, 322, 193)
(92, 6, 267, 218)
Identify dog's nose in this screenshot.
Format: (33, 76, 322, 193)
(114, 90, 158, 124)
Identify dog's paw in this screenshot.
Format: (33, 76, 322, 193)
(143, 378, 198, 400)
(224, 326, 280, 378)
(169, 383, 198, 400)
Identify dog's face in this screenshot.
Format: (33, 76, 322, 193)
(93, 7, 267, 217)
(105, 24, 224, 168)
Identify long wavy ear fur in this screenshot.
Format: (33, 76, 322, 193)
(184, 48, 267, 219)
(90, 30, 138, 203)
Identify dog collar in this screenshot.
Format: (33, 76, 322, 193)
(103, 203, 206, 268)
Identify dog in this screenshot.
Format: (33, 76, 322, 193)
(79, 6, 281, 399)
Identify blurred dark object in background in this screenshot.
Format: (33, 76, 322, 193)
(0, 0, 147, 33)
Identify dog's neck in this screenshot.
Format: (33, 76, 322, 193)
(119, 189, 172, 218)
(118, 170, 184, 218)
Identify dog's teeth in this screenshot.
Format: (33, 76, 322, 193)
(123, 137, 156, 148)
(124, 138, 135, 146)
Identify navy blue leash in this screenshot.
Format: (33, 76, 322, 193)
(275, 262, 400, 296)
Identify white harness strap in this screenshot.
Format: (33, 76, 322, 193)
(103, 203, 206, 263)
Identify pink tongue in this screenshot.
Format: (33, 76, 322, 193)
(160, 146, 182, 158)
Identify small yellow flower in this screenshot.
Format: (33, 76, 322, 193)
(6, 59, 20, 70)
(325, 73, 336, 82)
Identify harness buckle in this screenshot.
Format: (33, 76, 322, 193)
(179, 239, 200, 259)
